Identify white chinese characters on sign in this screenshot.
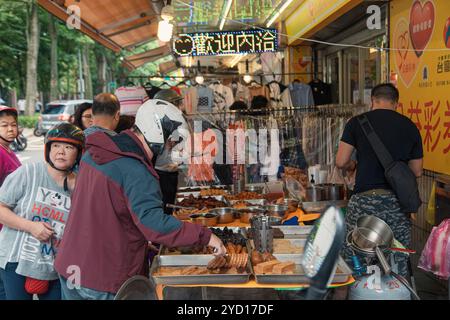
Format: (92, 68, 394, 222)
(173, 29, 277, 57)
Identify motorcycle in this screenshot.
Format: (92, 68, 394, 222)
(10, 127, 28, 152)
(33, 121, 44, 137)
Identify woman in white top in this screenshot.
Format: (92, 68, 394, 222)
(0, 123, 84, 300)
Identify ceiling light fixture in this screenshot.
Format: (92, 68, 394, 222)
(243, 59, 252, 83)
(219, 0, 233, 31)
(266, 0, 293, 28)
(158, 4, 174, 43)
(195, 75, 204, 84)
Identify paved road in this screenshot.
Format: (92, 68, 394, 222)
(14, 128, 44, 164)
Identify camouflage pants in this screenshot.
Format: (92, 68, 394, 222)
(342, 193, 412, 277)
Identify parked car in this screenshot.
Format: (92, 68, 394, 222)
(37, 99, 92, 134)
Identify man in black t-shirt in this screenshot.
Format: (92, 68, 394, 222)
(336, 83, 423, 278)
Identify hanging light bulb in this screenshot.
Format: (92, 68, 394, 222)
(243, 74, 252, 83)
(243, 59, 251, 83)
(158, 20, 173, 42)
(195, 75, 204, 84)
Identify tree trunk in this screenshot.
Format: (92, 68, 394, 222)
(25, 0, 40, 116)
(82, 44, 93, 99)
(49, 15, 58, 101)
(96, 52, 107, 94)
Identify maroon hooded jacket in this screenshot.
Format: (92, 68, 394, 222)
(54, 130, 211, 293)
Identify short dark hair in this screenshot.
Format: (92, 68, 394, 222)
(251, 95, 268, 109)
(229, 101, 247, 111)
(371, 83, 399, 103)
(115, 115, 135, 133)
(0, 110, 18, 120)
(92, 93, 120, 116)
(72, 102, 92, 130)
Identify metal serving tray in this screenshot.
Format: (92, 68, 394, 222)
(271, 226, 313, 239)
(253, 254, 352, 285)
(228, 199, 267, 206)
(150, 253, 251, 285)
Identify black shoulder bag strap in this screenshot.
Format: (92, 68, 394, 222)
(356, 114, 394, 169)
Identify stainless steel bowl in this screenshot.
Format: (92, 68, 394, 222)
(268, 216, 283, 226)
(238, 207, 265, 224)
(262, 204, 289, 218)
(277, 198, 299, 213)
(209, 207, 235, 224)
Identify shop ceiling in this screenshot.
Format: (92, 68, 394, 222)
(38, 0, 301, 73)
(299, 1, 388, 50)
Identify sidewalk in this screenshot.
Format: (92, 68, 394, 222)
(23, 127, 35, 138)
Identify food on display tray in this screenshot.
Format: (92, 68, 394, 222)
(226, 191, 264, 201)
(163, 227, 247, 255)
(207, 254, 248, 272)
(232, 201, 248, 209)
(273, 239, 304, 254)
(200, 188, 228, 196)
(177, 195, 228, 209)
(251, 251, 295, 275)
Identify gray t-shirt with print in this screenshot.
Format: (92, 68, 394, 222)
(0, 162, 71, 280)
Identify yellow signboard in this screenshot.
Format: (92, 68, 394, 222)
(390, 0, 450, 175)
(285, 0, 362, 45)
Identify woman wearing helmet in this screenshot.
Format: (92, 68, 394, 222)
(0, 106, 21, 188)
(0, 106, 21, 300)
(0, 122, 84, 300)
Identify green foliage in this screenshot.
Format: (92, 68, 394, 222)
(18, 114, 39, 128)
(0, 0, 131, 105)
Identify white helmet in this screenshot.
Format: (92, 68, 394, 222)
(135, 99, 189, 155)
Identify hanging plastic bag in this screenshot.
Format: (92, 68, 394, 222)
(418, 219, 450, 280)
(185, 128, 221, 187)
(426, 181, 436, 225)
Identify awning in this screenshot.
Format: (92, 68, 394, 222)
(38, 0, 169, 70)
(125, 46, 172, 69)
(285, 0, 363, 45)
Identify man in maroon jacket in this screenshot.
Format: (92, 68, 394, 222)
(55, 99, 226, 299)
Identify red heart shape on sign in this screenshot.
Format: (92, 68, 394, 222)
(409, 0, 435, 57)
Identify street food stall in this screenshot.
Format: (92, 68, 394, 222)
(150, 182, 354, 300)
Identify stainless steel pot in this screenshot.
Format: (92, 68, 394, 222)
(352, 215, 394, 274)
(305, 186, 324, 202)
(317, 184, 345, 201)
(209, 207, 235, 224)
(245, 185, 265, 194)
(262, 204, 289, 218)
